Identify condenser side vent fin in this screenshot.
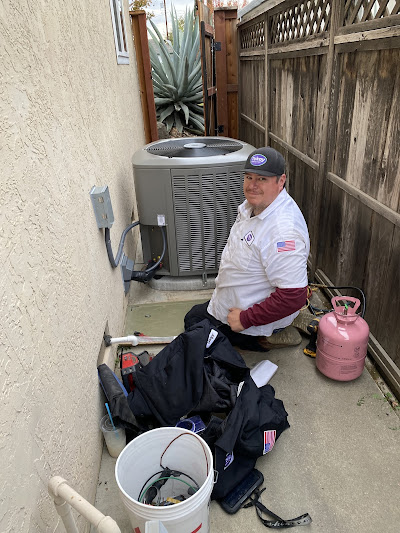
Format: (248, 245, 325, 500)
(172, 171, 244, 274)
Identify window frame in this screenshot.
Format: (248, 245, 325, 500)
(109, 0, 129, 65)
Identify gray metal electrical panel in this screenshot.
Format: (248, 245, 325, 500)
(89, 185, 115, 229)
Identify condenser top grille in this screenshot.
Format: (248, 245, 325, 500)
(146, 138, 243, 158)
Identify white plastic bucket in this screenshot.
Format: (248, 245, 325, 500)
(115, 427, 214, 533)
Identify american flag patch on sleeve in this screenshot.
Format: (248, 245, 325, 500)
(277, 240, 296, 252)
(263, 430, 276, 454)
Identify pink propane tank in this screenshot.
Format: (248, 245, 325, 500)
(316, 297, 369, 381)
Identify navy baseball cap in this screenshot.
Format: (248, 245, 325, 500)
(244, 147, 285, 177)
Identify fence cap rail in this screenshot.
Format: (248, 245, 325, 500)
(239, 0, 284, 24)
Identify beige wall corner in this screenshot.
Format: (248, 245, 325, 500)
(0, 0, 145, 531)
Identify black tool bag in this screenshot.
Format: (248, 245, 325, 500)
(201, 377, 290, 500)
(97, 364, 148, 439)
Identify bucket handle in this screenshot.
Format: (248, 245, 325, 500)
(213, 470, 219, 484)
(161, 432, 210, 476)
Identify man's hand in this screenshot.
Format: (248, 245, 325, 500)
(228, 308, 245, 332)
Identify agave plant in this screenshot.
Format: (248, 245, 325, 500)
(148, 8, 204, 133)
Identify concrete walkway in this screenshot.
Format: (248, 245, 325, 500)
(92, 281, 400, 533)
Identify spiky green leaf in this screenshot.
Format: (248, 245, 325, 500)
(154, 97, 174, 105)
(180, 102, 190, 124)
(148, 7, 204, 133)
(159, 105, 175, 122)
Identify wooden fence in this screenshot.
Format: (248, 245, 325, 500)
(197, 2, 240, 137)
(238, 0, 400, 396)
(215, 8, 239, 138)
(130, 11, 158, 143)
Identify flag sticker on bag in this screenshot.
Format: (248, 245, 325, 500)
(277, 240, 295, 252)
(263, 430, 276, 454)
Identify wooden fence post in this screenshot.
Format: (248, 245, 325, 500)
(214, 7, 239, 138)
(264, 11, 269, 146)
(130, 10, 158, 143)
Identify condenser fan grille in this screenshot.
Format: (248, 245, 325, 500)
(146, 138, 243, 158)
(172, 171, 244, 274)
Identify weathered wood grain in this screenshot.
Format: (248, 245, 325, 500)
(238, 2, 400, 389)
(363, 214, 395, 336)
(376, 226, 400, 368)
(333, 49, 400, 212)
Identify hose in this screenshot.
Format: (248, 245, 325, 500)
(309, 284, 366, 318)
(105, 221, 140, 268)
(130, 225, 167, 283)
(105, 222, 166, 284)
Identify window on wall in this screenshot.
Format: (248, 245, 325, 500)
(109, 0, 129, 64)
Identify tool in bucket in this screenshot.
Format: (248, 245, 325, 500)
(137, 432, 208, 507)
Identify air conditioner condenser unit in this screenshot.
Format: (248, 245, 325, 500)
(132, 137, 256, 278)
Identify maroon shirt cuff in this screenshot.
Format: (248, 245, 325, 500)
(239, 287, 308, 329)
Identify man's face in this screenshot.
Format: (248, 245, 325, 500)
(243, 172, 286, 215)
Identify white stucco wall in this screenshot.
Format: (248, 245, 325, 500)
(0, 1, 145, 531)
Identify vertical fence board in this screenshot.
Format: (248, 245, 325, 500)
(286, 153, 318, 238)
(240, 58, 265, 140)
(215, 7, 240, 137)
(226, 10, 239, 138)
(200, 20, 216, 136)
(240, 118, 265, 148)
(334, 49, 400, 211)
(215, 10, 228, 134)
(130, 11, 158, 143)
(376, 226, 400, 367)
(363, 215, 396, 339)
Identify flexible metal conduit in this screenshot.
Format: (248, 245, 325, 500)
(105, 220, 140, 268)
(48, 476, 121, 533)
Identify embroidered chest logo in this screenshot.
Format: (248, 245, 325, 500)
(243, 231, 255, 246)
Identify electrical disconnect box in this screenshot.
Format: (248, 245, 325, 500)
(90, 185, 115, 229)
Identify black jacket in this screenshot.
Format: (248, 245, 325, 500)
(207, 377, 290, 499)
(128, 319, 250, 426)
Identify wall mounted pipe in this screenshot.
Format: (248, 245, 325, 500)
(48, 476, 121, 533)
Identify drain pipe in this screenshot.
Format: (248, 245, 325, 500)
(104, 334, 176, 346)
(48, 476, 121, 533)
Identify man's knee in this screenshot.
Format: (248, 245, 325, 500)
(184, 301, 211, 330)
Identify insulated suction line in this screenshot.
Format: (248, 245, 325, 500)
(309, 284, 366, 318)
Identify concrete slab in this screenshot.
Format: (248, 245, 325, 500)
(92, 283, 400, 533)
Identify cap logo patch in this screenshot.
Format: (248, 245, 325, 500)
(250, 154, 267, 166)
